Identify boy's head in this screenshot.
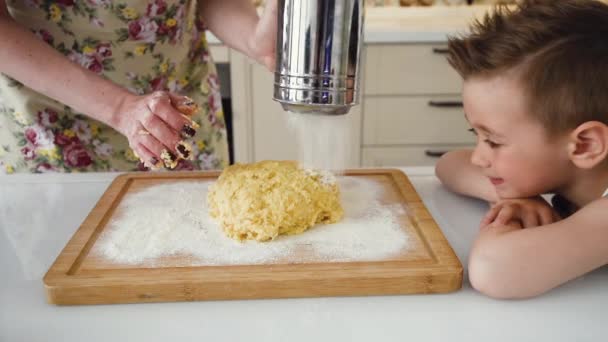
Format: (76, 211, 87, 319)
(448, 0, 608, 199)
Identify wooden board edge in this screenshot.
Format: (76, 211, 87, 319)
(45, 267, 464, 305)
(120, 170, 222, 179)
(45, 261, 464, 283)
(386, 169, 464, 271)
(43, 173, 132, 280)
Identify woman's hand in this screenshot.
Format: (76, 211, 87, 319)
(480, 197, 561, 230)
(248, 0, 277, 71)
(112, 91, 199, 169)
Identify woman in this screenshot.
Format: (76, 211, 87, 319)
(0, 0, 276, 173)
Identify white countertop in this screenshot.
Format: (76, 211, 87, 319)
(1, 167, 607, 341)
(207, 6, 491, 45)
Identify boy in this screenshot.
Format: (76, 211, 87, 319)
(435, 0, 608, 299)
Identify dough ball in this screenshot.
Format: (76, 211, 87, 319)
(207, 160, 344, 242)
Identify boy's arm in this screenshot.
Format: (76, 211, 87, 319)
(468, 198, 608, 299)
(435, 149, 499, 203)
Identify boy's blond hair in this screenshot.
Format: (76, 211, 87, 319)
(448, 0, 608, 135)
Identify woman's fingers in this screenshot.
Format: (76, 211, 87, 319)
(167, 94, 200, 138)
(168, 93, 199, 116)
(137, 128, 167, 155)
(140, 109, 180, 148)
(251, 0, 278, 71)
(132, 143, 161, 169)
(116, 92, 200, 170)
(148, 92, 197, 137)
(138, 129, 182, 169)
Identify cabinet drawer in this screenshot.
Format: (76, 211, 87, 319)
(363, 96, 474, 145)
(362, 145, 473, 167)
(363, 44, 462, 95)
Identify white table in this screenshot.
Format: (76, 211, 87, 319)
(1, 167, 607, 341)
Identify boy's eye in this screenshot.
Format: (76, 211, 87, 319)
(469, 128, 501, 148)
(484, 139, 501, 148)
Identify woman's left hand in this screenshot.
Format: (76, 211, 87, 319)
(248, 0, 277, 71)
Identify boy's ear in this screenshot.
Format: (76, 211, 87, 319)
(567, 121, 608, 169)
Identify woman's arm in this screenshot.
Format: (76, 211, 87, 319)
(0, 2, 194, 168)
(468, 198, 608, 299)
(198, 0, 276, 70)
(0, 3, 127, 128)
(435, 149, 499, 203)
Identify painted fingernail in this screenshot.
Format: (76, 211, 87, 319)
(182, 97, 195, 107)
(160, 149, 178, 169)
(181, 123, 196, 138)
(180, 114, 200, 129)
(145, 157, 163, 170)
(176, 96, 199, 116)
(175, 140, 193, 160)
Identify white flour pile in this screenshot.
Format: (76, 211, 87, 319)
(96, 177, 410, 266)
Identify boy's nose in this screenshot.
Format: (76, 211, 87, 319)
(470, 145, 490, 168)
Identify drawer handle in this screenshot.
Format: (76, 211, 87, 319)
(432, 47, 450, 54)
(425, 150, 449, 158)
(428, 100, 463, 107)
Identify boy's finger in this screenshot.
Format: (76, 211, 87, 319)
(481, 205, 501, 226)
(506, 218, 523, 230)
(552, 210, 562, 222)
(521, 209, 539, 228)
(539, 208, 555, 225)
(495, 205, 516, 225)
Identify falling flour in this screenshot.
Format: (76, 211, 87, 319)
(286, 111, 353, 172)
(95, 177, 410, 266)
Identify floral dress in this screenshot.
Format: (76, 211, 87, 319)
(0, 0, 228, 173)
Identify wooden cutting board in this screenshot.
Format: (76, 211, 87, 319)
(44, 169, 462, 305)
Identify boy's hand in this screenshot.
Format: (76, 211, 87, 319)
(481, 197, 561, 230)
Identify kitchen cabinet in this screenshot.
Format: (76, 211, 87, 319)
(361, 43, 475, 166)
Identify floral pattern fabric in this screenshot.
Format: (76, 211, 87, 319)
(0, 0, 228, 173)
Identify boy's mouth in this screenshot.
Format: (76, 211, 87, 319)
(489, 177, 504, 186)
